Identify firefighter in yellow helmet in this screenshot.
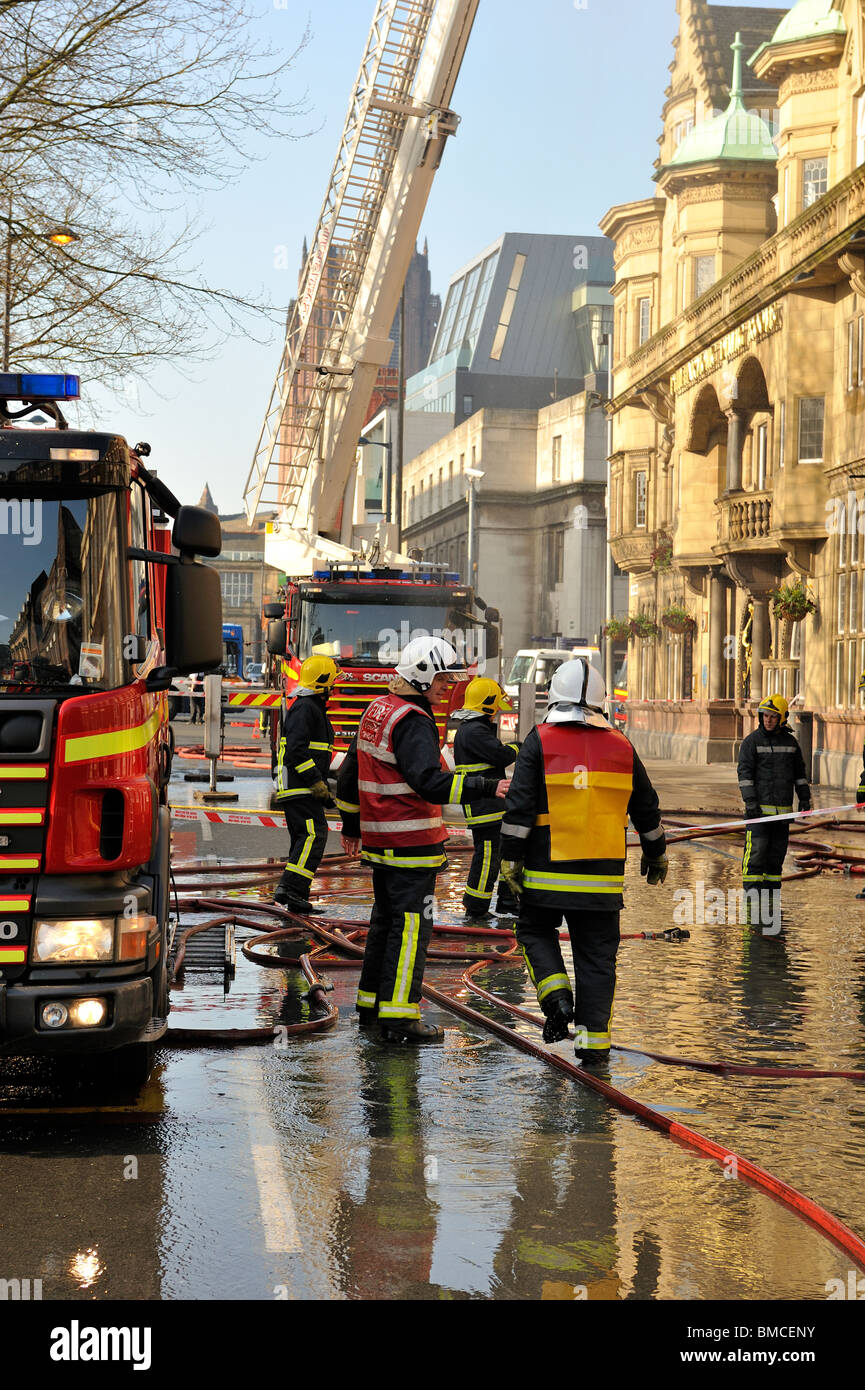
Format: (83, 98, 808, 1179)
(737, 693, 810, 928)
(273, 655, 339, 913)
(452, 677, 520, 922)
(857, 669, 865, 811)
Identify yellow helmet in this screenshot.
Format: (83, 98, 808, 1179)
(298, 655, 340, 694)
(464, 677, 512, 715)
(758, 692, 788, 725)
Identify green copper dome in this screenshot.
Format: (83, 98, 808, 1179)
(767, 0, 845, 47)
(750, 0, 845, 64)
(665, 33, 776, 171)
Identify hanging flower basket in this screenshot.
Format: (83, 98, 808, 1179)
(629, 613, 660, 641)
(604, 617, 631, 641)
(770, 583, 817, 623)
(661, 603, 697, 635)
(650, 534, 673, 572)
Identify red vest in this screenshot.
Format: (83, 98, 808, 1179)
(357, 693, 447, 848)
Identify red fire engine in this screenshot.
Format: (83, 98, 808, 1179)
(262, 563, 501, 755)
(0, 373, 223, 1085)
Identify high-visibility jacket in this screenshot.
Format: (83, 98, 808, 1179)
(737, 722, 810, 815)
(275, 691, 334, 801)
(337, 691, 499, 869)
(500, 720, 665, 910)
(453, 713, 519, 827)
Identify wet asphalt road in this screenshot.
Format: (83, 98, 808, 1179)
(1, 716, 865, 1308)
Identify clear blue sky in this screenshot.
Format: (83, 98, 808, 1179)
(90, 0, 693, 514)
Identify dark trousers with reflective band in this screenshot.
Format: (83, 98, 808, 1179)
(464, 822, 504, 912)
(357, 866, 437, 1021)
(742, 820, 789, 888)
(280, 798, 328, 897)
(516, 905, 620, 1055)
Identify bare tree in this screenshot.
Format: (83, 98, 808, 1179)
(0, 0, 311, 381)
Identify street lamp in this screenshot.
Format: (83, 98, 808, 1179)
(465, 466, 485, 587)
(2, 196, 80, 370)
(358, 435, 394, 524)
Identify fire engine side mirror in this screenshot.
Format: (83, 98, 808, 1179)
(485, 622, 500, 660)
(172, 505, 221, 558)
(485, 608, 500, 625)
(263, 602, 284, 619)
(164, 561, 223, 673)
(267, 619, 288, 656)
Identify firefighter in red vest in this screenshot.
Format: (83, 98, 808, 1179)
(499, 659, 667, 1067)
(337, 635, 508, 1044)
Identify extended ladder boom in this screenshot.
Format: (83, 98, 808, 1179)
(244, 0, 479, 533)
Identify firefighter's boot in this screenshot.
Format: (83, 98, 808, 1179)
(380, 1019, 445, 1044)
(541, 989, 574, 1044)
(273, 874, 324, 915)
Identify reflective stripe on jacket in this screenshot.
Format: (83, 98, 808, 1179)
(357, 693, 448, 849)
(500, 721, 665, 910)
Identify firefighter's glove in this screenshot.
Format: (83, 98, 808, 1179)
(744, 803, 761, 822)
(499, 861, 524, 898)
(798, 799, 811, 815)
(310, 779, 334, 805)
(640, 853, 668, 886)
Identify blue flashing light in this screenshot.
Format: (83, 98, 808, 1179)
(312, 570, 331, 581)
(445, 572, 460, 583)
(0, 372, 79, 400)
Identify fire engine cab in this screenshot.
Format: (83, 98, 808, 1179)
(0, 373, 223, 1085)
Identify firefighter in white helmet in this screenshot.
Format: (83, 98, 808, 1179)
(337, 635, 508, 1043)
(499, 658, 667, 1066)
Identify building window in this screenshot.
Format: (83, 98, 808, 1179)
(798, 397, 824, 462)
(637, 298, 651, 345)
(756, 423, 768, 489)
(858, 96, 865, 167)
(802, 156, 828, 208)
(783, 164, 790, 225)
(777, 400, 786, 468)
(490, 252, 527, 361)
(673, 114, 694, 148)
(694, 255, 716, 298)
(544, 529, 565, 589)
(635, 470, 647, 529)
(552, 435, 562, 483)
(463, 395, 474, 416)
(847, 316, 865, 391)
(220, 571, 254, 606)
(437, 466, 443, 508)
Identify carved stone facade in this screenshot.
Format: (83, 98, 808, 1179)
(601, 0, 865, 784)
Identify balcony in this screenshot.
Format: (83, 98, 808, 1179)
(718, 491, 773, 546)
(609, 529, 655, 573)
(611, 163, 865, 408)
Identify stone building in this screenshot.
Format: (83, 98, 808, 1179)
(602, 0, 865, 783)
(201, 486, 281, 666)
(400, 392, 624, 663)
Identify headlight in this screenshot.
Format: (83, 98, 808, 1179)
(32, 918, 115, 963)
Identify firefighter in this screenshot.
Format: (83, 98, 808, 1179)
(453, 676, 521, 923)
(498, 659, 667, 1066)
(272, 655, 339, 914)
(337, 636, 508, 1044)
(737, 692, 810, 926)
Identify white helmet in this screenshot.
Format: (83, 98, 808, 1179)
(546, 658, 607, 724)
(396, 635, 469, 693)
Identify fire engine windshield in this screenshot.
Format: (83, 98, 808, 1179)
(0, 491, 126, 690)
(299, 599, 468, 667)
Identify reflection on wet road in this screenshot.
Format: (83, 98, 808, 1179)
(2, 808, 865, 1300)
